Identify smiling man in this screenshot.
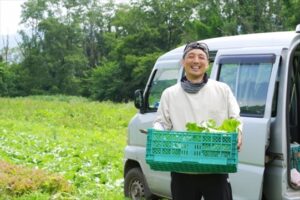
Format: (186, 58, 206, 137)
(153, 42, 242, 200)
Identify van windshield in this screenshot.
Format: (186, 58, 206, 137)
(218, 54, 275, 117)
(148, 67, 179, 110)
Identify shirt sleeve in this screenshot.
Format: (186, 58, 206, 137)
(153, 89, 173, 130)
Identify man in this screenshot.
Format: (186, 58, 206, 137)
(153, 42, 242, 200)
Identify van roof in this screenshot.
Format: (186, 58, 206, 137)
(158, 31, 298, 61)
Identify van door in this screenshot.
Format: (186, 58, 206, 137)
(130, 61, 181, 198)
(211, 51, 279, 199)
(283, 40, 300, 198)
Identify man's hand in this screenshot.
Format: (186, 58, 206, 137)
(237, 130, 242, 151)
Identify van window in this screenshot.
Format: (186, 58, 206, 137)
(218, 54, 276, 117)
(289, 55, 300, 143)
(147, 67, 179, 110)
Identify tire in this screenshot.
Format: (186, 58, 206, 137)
(124, 167, 159, 200)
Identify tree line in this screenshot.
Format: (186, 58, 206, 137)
(0, 0, 299, 102)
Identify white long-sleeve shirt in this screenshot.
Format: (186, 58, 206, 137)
(153, 79, 241, 131)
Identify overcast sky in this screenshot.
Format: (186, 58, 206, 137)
(0, 0, 130, 35)
(0, 0, 129, 48)
(0, 0, 26, 48)
(0, 0, 26, 36)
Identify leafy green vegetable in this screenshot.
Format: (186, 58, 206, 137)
(218, 118, 241, 132)
(186, 118, 240, 133)
(186, 122, 206, 132)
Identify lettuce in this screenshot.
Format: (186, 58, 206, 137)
(186, 118, 240, 133)
(218, 119, 241, 132)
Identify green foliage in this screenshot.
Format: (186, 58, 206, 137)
(182, 0, 224, 41)
(279, 0, 300, 30)
(30, 17, 87, 95)
(126, 52, 162, 94)
(0, 62, 14, 96)
(0, 61, 26, 97)
(90, 61, 123, 101)
(1, 0, 299, 101)
(0, 96, 137, 199)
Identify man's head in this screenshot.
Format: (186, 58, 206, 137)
(182, 42, 209, 83)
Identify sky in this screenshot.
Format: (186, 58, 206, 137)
(0, 0, 129, 48)
(0, 0, 25, 35)
(0, 0, 26, 48)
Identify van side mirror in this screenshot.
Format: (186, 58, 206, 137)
(134, 89, 144, 110)
(296, 24, 300, 33)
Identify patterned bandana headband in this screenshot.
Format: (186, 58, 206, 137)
(183, 42, 209, 59)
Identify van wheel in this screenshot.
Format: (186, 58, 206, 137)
(124, 167, 159, 200)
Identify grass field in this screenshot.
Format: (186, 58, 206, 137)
(0, 96, 137, 200)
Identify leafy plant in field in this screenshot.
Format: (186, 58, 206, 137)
(0, 96, 137, 199)
(0, 160, 73, 196)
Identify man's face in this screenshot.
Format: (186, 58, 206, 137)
(182, 49, 209, 82)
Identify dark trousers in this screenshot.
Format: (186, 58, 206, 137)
(171, 172, 233, 200)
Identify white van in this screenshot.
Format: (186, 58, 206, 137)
(124, 25, 300, 200)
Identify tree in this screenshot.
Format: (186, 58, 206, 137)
(19, 0, 88, 95)
(89, 0, 199, 101)
(1, 35, 10, 63)
(279, 0, 300, 30)
(221, 0, 286, 34)
(81, 0, 117, 67)
(182, 0, 224, 41)
(38, 17, 88, 94)
(0, 60, 21, 96)
(5, 0, 298, 101)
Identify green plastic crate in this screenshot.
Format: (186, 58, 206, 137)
(291, 144, 300, 171)
(146, 129, 238, 173)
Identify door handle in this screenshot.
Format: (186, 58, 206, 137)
(139, 129, 148, 134)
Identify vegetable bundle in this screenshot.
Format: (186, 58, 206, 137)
(186, 119, 240, 133)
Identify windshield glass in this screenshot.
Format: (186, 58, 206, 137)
(148, 67, 179, 110)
